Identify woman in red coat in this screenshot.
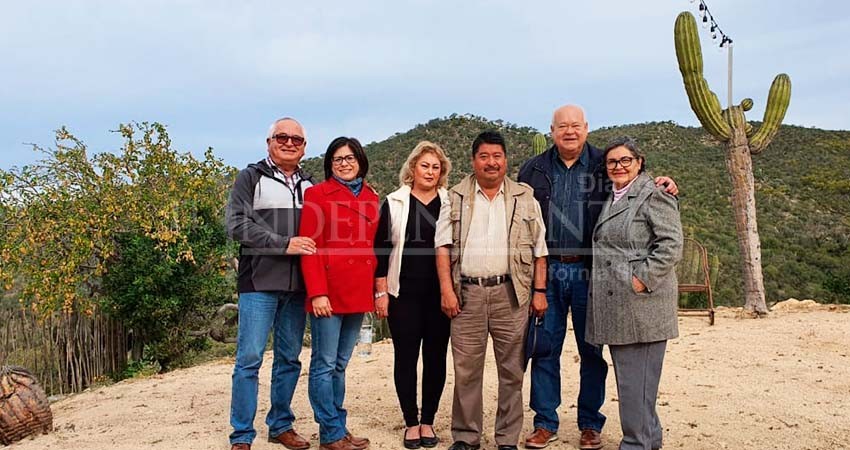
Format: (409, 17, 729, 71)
(299, 136, 379, 450)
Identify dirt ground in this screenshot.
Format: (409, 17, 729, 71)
(8, 300, 850, 450)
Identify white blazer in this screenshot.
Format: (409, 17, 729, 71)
(384, 185, 450, 297)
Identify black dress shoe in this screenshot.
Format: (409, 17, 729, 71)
(403, 428, 421, 449)
(448, 441, 481, 450)
(498, 446, 518, 450)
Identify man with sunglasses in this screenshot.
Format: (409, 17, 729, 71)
(518, 105, 678, 450)
(227, 117, 319, 450)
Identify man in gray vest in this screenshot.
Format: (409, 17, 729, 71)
(226, 117, 318, 450)
(435, 130, 549, 450)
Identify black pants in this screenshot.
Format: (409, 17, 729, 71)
(387, 281, 451, 427)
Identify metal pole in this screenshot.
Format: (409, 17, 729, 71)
(727, 43, 733, 108)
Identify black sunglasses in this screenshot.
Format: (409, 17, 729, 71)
(271, 134, 305, 146)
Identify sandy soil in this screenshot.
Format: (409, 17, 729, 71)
(7, 300, 850, 450)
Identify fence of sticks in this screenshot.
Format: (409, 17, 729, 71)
(0, 305, 127, 396)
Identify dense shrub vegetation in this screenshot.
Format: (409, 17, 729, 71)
(304, 116, 850, 305)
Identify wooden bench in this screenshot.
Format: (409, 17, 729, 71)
(676, 237, 716, 325)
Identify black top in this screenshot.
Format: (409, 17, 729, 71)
(374, 194, 441, 284)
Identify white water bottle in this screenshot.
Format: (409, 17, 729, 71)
(357, 313, 373, 357)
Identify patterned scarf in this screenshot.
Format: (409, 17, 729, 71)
(333, 175, 363, 196)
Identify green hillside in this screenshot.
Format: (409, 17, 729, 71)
(302, 115, 850, 306)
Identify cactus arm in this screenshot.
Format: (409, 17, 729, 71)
(532, 133, 547, 155)
(674, 12, 731, 140)
(743, 99, 755, 136)
(749, 74, 791, 154)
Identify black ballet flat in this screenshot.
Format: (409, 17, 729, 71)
(420, 435, 439, 448)
(403, 428, 422, 449)
(420, 425, 439, 448)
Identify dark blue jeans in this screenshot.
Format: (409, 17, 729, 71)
(230, 291, 307, 445)
(529, 261, 608, 433)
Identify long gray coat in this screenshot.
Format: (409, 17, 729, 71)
(586, 173, 683, 346)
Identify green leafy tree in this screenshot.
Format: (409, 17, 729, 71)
(101, 206, 232, 369)
(0, 123, 236, 368)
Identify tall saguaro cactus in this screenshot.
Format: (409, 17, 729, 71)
(674, 11, 791, 315)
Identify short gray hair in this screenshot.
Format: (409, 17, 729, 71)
(266, 117, 307, 140)
(603, 136, 646, 173)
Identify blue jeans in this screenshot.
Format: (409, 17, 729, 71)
(230, 291, 307, 445)
(309, 313, 364, 444)
(529, 261, 608, 432)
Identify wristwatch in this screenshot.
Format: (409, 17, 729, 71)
(374, 291, 388, 299)
(533, 288, 547, 294)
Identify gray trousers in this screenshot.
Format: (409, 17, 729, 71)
(450, 281, 529, 446)
(609, 340, 667, 450)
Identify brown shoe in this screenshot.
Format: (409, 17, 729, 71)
(269, 429, 311, 450)
(345, 432, 370, 450)
(231, 444, 251, 450)
(320, 438, 358, 450)
(525, 428, 558, 449)
(579, 429, 602, 450)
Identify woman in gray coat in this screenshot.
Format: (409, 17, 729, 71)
(587, 136, 683, 450)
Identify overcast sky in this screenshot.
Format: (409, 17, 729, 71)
(1, 1, 848, 170)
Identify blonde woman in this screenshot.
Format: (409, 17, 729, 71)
(373, 141, 452, 449)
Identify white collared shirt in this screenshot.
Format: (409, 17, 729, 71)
(460, 181, 510, 277)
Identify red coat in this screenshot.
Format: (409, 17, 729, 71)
(299, 178, 380, 314)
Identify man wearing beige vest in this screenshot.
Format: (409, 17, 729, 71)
(435, 131, 549, 450)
